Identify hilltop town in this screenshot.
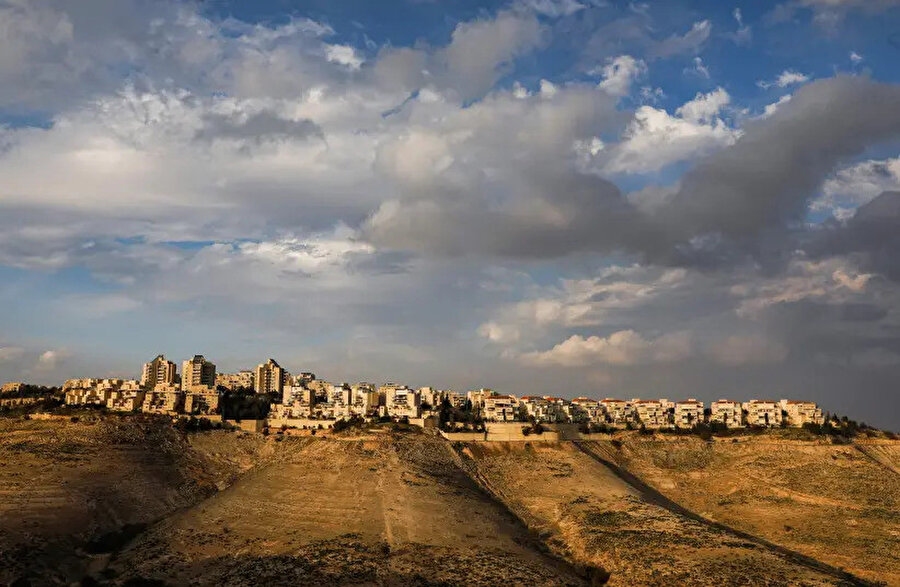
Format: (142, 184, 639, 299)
(2, 353, 843, 439)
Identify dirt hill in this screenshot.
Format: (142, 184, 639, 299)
(1, 416, 896, 586)
(589, 435, 900, 585)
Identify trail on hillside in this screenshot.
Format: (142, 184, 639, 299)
(572, 441, 875, 587)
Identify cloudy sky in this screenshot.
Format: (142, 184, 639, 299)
(1, 0, 899, 428)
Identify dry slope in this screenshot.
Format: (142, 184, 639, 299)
(594, 436, 900, 586)
(112, 432, 590, 586)
(459, 440, 861, 586)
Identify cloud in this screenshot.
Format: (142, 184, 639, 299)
(707, 335, 788, 365)
(522, 329, 693, 366)
(603, 88, 738, 174)
(649, 20, 711, 59)
(324, 44, 363, 70)
(0, 346, 25, 362)
(438, 10, 544, 101)
(661, 76, 900, 244)
(518, 0, 588, 17)
(724, 7, 753, 45)
(811, 157, 900, 216)
(758, 70, 810, 89)
(596, 55, 647, 97)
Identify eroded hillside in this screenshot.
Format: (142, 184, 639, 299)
(0, 415, 275, 584)
(1, 417, 896, 586)
(457, 441, 863, 586)
(587, 436, 900, 585)
(112, 431, 589, 586)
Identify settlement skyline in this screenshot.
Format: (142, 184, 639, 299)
(1, 1, 900, 431)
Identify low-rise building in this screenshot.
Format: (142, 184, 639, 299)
(632, 399, 669, 428)
(674, 399, 704, 428)
(184, 391, 220, 416)
(217, 371, 254, 391)
(483, 394, 518, 421)
(780, 399, 824, 427)
(570, 397, 602, 422)
(743, 400, 783, 427)
(599, 398, 632, 426)
(1, 382, 25, 395)
(385, 386, 421, 419)
(107, 380, 145, 412)
(710, 399, 743, 428)
(142, 383, 184, 414)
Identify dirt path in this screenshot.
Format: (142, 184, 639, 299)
(572, 441, 876, 587)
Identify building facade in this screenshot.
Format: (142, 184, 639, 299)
(141, 355, 178, 390)
(181, 355, 216, 392)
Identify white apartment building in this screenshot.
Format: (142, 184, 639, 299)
(743, 400, 783, 427)
(385, 386, 421, 419)
(674, 399, 704, 428)
(632, 399, 669, 428)
(570, 397, 602, 422)
(779, 399, 824, 427)
(599, 398, 633, 426)
(710, 399, 743, 428)
(181, 355, 216, 391)
(483, 394, 518, 422)
(255, 358, 290, 395)
(141, 355, 178, 390)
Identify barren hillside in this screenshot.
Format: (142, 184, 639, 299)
(0, 415, 274, 584)
(1, 416, 896, 586)
(112, 431, 589, 586)
(458, 441, 859, 586)
(589, 436, 900, 585)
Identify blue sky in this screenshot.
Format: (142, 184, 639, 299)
(1, 0, 899, 429)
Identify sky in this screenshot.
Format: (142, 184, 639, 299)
(0, 0, 899, 429)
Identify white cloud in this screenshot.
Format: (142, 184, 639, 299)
(596, 55, 647, 97)
(522, 330, 693, 367)
(603, 89, 738, 174)
(758, 70, 810, 89)
(849, 51, 863, 64)
(675, 87, 730, 123)
(650, 20, 711, 58)
(684, 56, 710, 79)
(324, 44, 363, 70)
(519, 0, 587, 17)
(811, 157, 900, 215)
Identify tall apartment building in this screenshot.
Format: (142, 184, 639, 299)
(141, 355, 178, 390)
(181, 355, 216, 391)
(710, 399, 743, 428)
(254, 359, 289, 394)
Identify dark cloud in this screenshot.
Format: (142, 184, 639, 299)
(661, 77, 900, 245)
(195, 111, 323, 144)
(812, 191, 900, 280)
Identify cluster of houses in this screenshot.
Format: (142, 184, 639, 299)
(53, 354, 828, 430)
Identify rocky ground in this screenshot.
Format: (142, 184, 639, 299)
(0, 415, 896, 586)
